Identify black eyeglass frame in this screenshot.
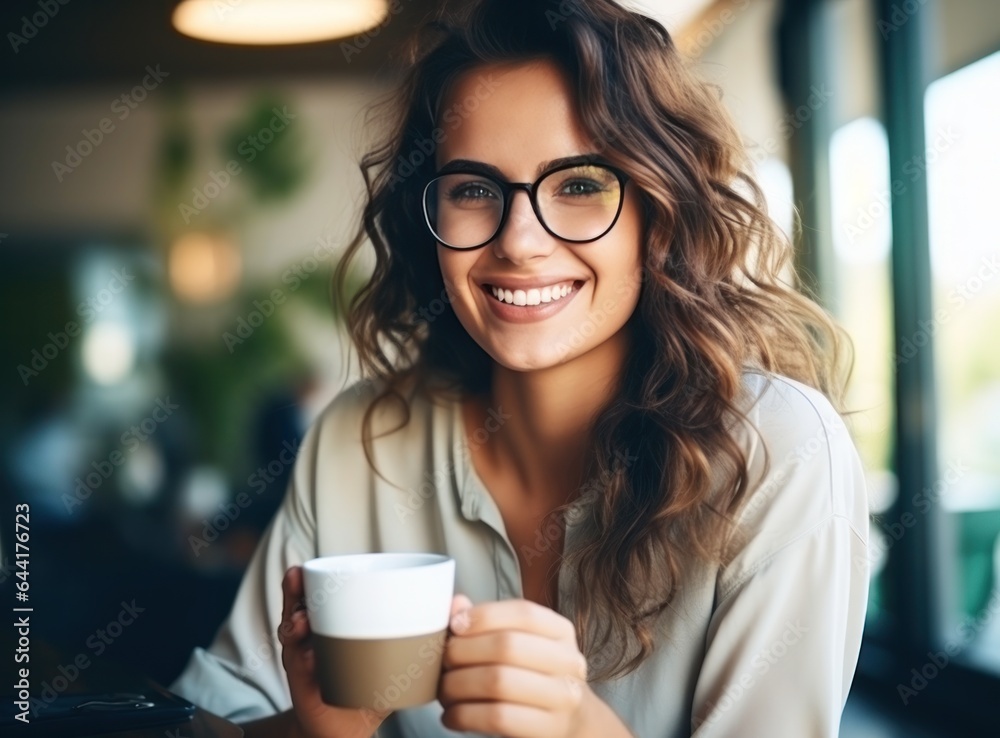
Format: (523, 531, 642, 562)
(421, 161, 631, 251)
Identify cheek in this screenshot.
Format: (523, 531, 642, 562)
(604, 239, 644, 319)
(609, 191, 644, 269)
(436, 249, 465, 291)
(610, 204, 645, 295)
(436, 249, 480, 310)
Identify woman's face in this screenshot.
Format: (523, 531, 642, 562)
(434, 58, 644, 373)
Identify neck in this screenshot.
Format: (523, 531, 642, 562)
(474, 325, 631, 505)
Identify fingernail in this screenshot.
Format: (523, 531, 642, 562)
(450, 611, 470, 634)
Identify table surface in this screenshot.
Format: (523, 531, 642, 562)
(3, 639, 244, 737)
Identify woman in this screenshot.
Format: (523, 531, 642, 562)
(170, 1, 870, 736)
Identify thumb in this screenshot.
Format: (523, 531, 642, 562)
(448, 594, 474, 637)
(449, 593, 473, 618)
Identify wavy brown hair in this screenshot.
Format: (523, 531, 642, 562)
(332, 0, 851, 681)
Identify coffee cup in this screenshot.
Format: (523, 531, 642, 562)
(301, 552, 456, 712)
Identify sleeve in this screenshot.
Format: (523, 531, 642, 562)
(689, 379, 871, 737)
(167, 412, 323, 723)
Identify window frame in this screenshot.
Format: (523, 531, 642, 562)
(778, 0, 1000, 732)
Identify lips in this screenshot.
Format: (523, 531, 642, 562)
(474, 278, 585, 324)
(483, 280, 579, 306)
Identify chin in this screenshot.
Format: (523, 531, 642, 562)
(482, 342, 577, 373)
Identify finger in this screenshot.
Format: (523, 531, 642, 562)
(279, 566, 308, 647)
(439, 665, 582, 711)
(278, 606, 311, 648)
(441, 701, 563, 738)
(282, 566, 304, 620)
(450, 599, 576, 642)
(443, 630, 587, 680)
(279, 569, 315, 688)
(450, 593, 474, 619)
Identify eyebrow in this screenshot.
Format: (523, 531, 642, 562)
(435, 153, 607, 180)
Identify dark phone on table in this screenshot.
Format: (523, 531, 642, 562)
(0, 686, 196, 736)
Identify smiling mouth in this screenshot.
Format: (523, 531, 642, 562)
(483, 280, 583, 306)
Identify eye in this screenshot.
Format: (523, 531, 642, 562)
(560, 178, 606, 196)
(446, 181, 499, 202)
(544, 165, 618, 200)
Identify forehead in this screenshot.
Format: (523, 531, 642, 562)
(435, 58, 596, 178)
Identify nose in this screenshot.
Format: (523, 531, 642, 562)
(491, 189, 558, 264)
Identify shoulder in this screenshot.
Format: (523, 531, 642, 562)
(309, 374, 441, 442)
(735, 371, 861, 515)
(286, 375, 459, 544)
(718, 371, 870, 595)
(737, 370, 846, 454)
(302, 374, 456, 480)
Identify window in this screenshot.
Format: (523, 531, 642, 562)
(828, 116, 896, 618)
(925, 49, 1000, 673)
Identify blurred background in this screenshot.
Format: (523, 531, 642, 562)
(0, 0, 997, 735)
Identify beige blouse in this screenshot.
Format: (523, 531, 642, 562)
(169, 370, 870, 737)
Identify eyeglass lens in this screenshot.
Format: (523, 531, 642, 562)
(425, 164, 623, 249)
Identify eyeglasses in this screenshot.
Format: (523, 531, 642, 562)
(421, 161, 630, 250)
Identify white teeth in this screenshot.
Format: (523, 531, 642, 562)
(489, 282, 577, 305)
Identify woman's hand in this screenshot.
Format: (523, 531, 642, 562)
(278, 566, 387, 738)
(438, 595, 609, 738)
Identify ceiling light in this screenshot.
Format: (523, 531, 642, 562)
(172, 0, 389, 46)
